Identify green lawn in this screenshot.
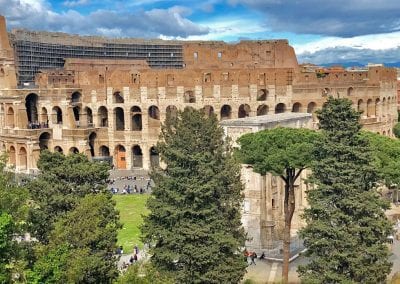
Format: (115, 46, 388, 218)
(113, 194, 149, 253)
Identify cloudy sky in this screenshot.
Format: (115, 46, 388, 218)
(1, 0, 399, 65)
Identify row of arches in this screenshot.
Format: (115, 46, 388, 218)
(8, 146, 27, 170)
(50, 144, 159, 170)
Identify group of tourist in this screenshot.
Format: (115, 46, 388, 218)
(27, 121, 49, 129)
(108, 175, 152, 195)
(120, 245, 140, 271)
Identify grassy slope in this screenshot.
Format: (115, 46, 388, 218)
(113, 194, 149, 253)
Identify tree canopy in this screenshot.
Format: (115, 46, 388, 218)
(141, 108, 247, 283)
(27, 151, 110, 242)
(236, 127, 318, 282)
(299, 97, 392, 283)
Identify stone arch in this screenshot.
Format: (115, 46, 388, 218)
(275, 103, 286, 114)
(84, 107, 93, 126)
(9, 146, 16, 166)
(375, 98, 380, 117)
(69, 147, 79, 154)
(203, 105, 214, 117)
(357, 99, 365, 114)
(98, 106, 108, 127)
(166, 105, 178, 120)
(88, 132, 97, 157)
(99, 145, 110, 156)
(73, 106, 80, 123)
(113, 91, 124, 103)
(238, 104, 251, 118)
(39, 132, 51, 150)
(132, 145, 143, 168)
(150, 146, 159, 168)
(292, 102, 302, 113)
(114, 144, 126, 169)
(0, 68, 4, 77)
(40, 107, 49, 125)
(19, 147, 27, 170)
(257, 89, 268, 101)
(149, 106, 161, 128)
(382, 98, 386, 117)
(184, 90, 196, 103)
(149, 105, 160, 120)
(257, 104, 268, 116)
(220, 104, 232, 120)
(54, 146, 64, 154)
(52, 106, 63, 124)
(25, 93, 39, 123)
(307, 102, 317, 114)
(366, 99, 374, 117)
(6, 107, 14, 127)
(347, 87, 354, 96)
(131, 106, 142, 131)
(71, 91, 81, 103)
(114, 107, 125, 131)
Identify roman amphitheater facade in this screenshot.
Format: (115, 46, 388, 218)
(0, 15, 398, 173)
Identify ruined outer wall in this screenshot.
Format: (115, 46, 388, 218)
(0, 15, 17, 89)
(0, 15, 397, 173)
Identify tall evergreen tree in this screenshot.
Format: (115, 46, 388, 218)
(141, 108, 247, 283)
(299, 97, 393, 283)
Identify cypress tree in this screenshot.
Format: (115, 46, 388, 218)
(299, 97, 393, 283)
(141, 108, 247, 283)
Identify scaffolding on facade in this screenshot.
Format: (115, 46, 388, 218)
(9, 29, 184, 86)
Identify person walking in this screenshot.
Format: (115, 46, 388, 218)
(250, 252, 257, 265)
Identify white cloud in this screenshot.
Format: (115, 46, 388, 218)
(294, 31, 400, 54)
(63, 0, 90, 8)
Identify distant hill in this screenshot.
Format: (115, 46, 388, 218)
(320, 62, 400, 68)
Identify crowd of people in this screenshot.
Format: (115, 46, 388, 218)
(107, 175, 153, 195)
(119, 245, 140, 271)
(27, 121, 49, 129)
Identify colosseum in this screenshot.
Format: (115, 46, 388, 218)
(0, 15, 398, 173)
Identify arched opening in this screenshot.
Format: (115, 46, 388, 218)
(25, 93, 38, 123)
(132, 145, 143, 168)
(85, 107, 93, 127)
(19, 147, 27, 170)
(98, 106, 108, 127)
(69, 147, 79, 154)
(375, 98, 380, 117)
(52, 106, 63, 124)
(307, 102, 317, 114)
(347, 87, 354, 96)
(238, 104, 251, 118)
(114, 107, 125, 131)
(9, 146, 16, 166)
(54, 146, 63, 154)
(150, 146, 159, 168)
(149, 106, 161, 128)
(275, 103, 286, 114)
(71, 92, 81, 103)
(114, 145, 126, 169)
(357, 99, 365, 115)
(40, 107, 49, 126)
(73, 106, 80, 124)
(99, 145, 110, 157)
(367, 99, 374, 117)
(257, 104, 268, 116)
(131, 106, 142, 131)
(6, 107, 14, 127)
(382, 98, 386, 117)
(39, 132, 51, 151)
(257, 89, 268, 101)
(0, 68, 4, 77)
(166, 105, 178, 120)
(202, 105, 214, 117)
(292, 102, 302, 113)
(149, 106, 160, 120)
(113, 91, 124, 103)
(220, 105, 232, 120)
(88, 132, 97, 157)
(184, 90, 196, 103)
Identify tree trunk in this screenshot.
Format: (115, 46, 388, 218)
(282, 168, 296, 283)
